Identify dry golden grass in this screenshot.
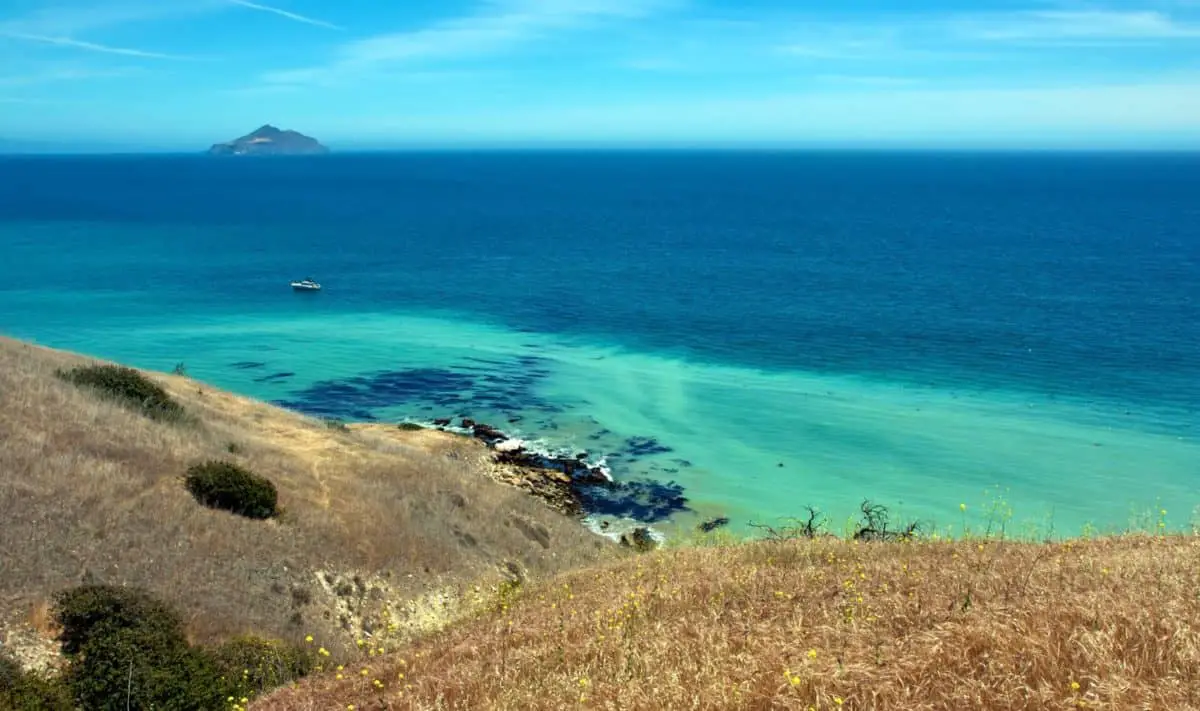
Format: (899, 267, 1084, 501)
(257, 534, 1200, 711)
(0, 336, 608, 660)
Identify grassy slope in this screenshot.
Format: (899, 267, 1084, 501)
(0, 337, 608, 666)
(259, 534, 1200, 710)
(5, 336, 1199, 710)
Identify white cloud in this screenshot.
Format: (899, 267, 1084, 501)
(224, 68, 487, 96)
(954, 10, 1200, 42)
(0, 31, 196, 59)
(226, 0, 343, 31)
(773, 8, 1200, 69)
(778, 36, 998, 63)
(0, 1, 224, 36)
(0, 66, 137, 86)
(0, 1, 223, 60)
(779, 41, 879, 60)
(814, 74, 926, 87)
(621, 57, 688, 71)
(262, 0, 679, 85)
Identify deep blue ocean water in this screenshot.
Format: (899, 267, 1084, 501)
(2, 152, 1197, 536)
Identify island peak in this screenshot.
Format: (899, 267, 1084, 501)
(208, 125, 328, 156)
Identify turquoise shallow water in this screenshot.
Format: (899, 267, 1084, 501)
(10, 307, 1197, 538)
(2, 152, 1198, 537)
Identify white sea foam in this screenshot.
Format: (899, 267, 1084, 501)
(494, 438, 525, 453)
(500, 434, 615, 483)
(582, 515, 667, 544)
(412, 421, 615, 483)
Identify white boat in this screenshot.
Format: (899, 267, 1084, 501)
(290, 278, 321, 291)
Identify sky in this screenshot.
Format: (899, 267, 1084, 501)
(1, 0, 1199, 150)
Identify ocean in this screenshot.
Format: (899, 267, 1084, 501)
(1, 151, 1197, 538)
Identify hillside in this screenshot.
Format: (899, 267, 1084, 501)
(258, 533, 1200, 710)
(0, 336, 608, 671)
(3, 336, 1198, 710)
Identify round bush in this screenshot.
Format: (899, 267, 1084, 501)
(58, 364, 184, 421)
(185, 460, 278, 519)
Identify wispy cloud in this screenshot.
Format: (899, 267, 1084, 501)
(779, 39, 891, 61)
(775, 8, 1200, 66)
(815, 74, 925, 87)
(779, 36, 995, 63)
(0, 31, 196, 59)
(954, 10, 1200, 42)
(621, 57, 687, 71)
(226, 0, 343, 31)
(0, 1, 225, 36)
(0, 96, 71, 105)
(219, 83, 302, 97)
(224, 69, 491, 100)
(262, 0, 678, 85)
(0, 66, 138, 87)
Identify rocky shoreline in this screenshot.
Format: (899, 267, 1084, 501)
(263, 356, 696, 527)
(358, 415, 699, 536)
(429, 418, 614, 517)
(410, 418, 702, 540)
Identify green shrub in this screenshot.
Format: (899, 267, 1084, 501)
(397, 422, 425, 432)
(54, 584, 185, 658)
(210, 635, 315, 700)
(0, 655, 72, 711)
(185, 460, 278, 520)
(67, 631, 222, 711)
(47, 586, 308, 710)
(52, 584, 226, 711)
(57, 364, 184, 422)
(1, 654, 25, 692)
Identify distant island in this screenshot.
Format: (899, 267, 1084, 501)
(207, 124, 329, 156)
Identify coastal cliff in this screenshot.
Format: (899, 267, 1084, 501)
(207, 124, 329, 156)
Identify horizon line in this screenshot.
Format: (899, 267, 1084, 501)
(3, 143, 1200, 157)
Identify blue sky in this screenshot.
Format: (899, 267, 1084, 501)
(1, 0, 1199, 149)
